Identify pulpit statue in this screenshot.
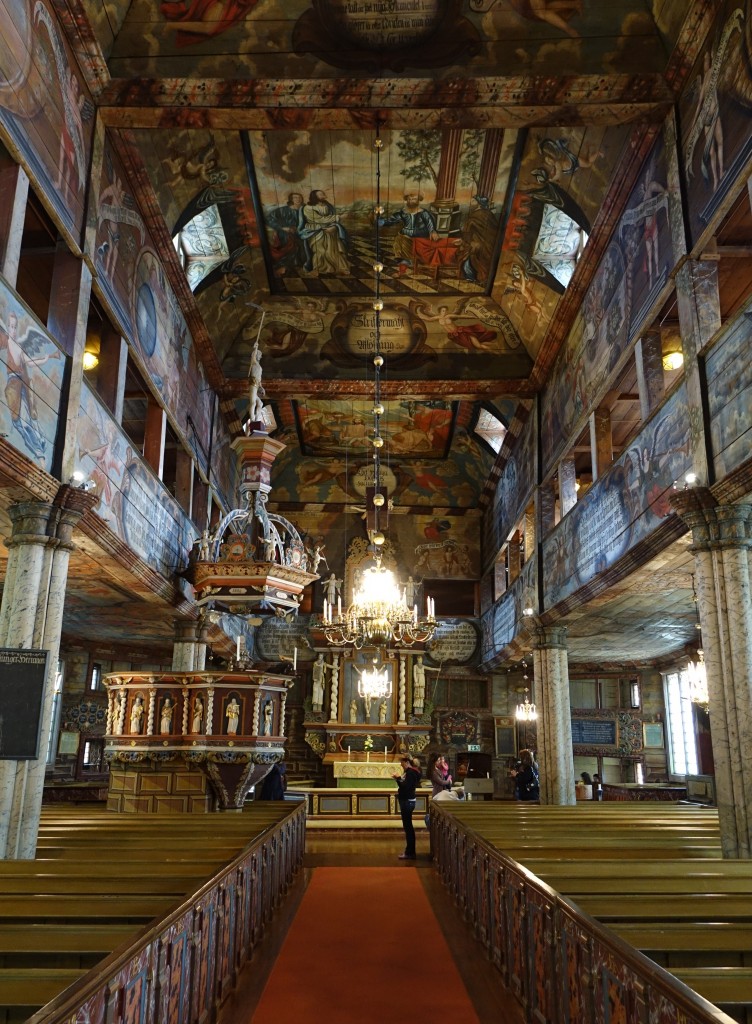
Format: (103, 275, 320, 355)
(129, 697, 144, 735)
(263, 700, 274, 735)
(226, 698, 240, 735)
(191, 696, 204, 734)
(159, 698, 174, 734)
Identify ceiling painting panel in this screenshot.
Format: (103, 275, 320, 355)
(293, 398, 455, 459)
(104, 1, 680, 81)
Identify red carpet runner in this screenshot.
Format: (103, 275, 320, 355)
(251, 867, 480, 1023)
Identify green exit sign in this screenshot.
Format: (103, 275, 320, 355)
(467, 744, 480, 752)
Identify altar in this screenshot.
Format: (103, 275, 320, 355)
(332, 759, 401, 789)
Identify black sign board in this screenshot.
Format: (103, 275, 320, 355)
(571, 717, 617, 747)
(0, 648, 48, 759)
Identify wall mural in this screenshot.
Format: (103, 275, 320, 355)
(542, 383, 693, 609)
(0, 0, 93, 240)
(706, 292, 752, 481)
(540, 128, 674, 475)
(0, 284, 65, 472)
(93, 139, 216, 478)
(76, 382, 197, 577)
(679, 2, 752, 245)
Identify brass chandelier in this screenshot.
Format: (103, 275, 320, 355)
(321, 125, 436, 651)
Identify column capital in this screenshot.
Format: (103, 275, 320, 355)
(669, 488, 752, 549)
(534, 624, 568, 650)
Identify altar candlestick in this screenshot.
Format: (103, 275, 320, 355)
(293, 647, 297, 670)
(347, 746, 351, 760)
(338, 595, 342, 617)
(384, 748, 387, 762)
(236, 637, 241, 661)
(323, 598, 328, 622)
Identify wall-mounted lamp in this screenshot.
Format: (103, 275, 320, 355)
(661, 349, 684, 372)
(82, 349, 99, 371)
(69, 470, 95, 491)
(522, 607, 535, 617)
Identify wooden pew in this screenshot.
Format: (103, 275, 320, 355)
(0, 804, 302, 1023)
(433, 802, 752, 1020)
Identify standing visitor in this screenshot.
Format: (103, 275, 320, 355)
(392, 754, 422, 860)
(431, 754, 452, 796)
(510, 749, 539, 801)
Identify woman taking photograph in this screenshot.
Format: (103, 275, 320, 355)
(392, 754, 422, 859)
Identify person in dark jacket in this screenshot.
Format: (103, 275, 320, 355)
(510, 748, 539, 801)
(259, 761, 286, 800)
(392, 754, 421, 859)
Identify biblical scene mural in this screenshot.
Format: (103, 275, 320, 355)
(0, 0, 93, 239)
(93, 139, 215, 475)
(251, 127, 510, 297)
(77, 383, 197, 576)
(679, 2, 752, 245)
(540, 129, 674, 473)
(542, 383, 693, 608)
(0, 284, 65, 472)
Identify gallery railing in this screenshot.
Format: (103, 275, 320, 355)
(430, 806, 737, 1024)
(27, 802, 306, 1024)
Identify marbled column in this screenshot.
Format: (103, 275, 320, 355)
(0, 490, 96, 859)
(533, 625, 576, 805)
(670, 489, 752, 859)
(398, 654, 407, 725)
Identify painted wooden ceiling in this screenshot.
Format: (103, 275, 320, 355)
(7, 0, 711, 660)
(73, 0, 704, 517)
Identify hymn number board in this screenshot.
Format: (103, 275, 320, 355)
(0, 648, 48, 759)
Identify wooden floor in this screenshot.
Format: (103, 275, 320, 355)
(218, 830, 523, 1024)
